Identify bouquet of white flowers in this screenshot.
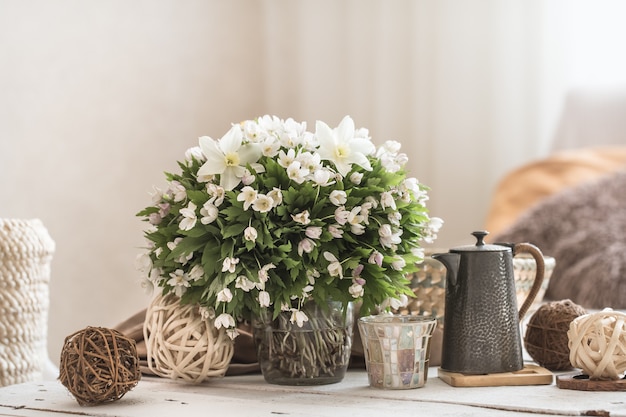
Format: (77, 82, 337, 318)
(137, 115, 442, 341)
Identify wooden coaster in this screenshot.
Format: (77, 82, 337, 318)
(556, 373, 626, 391)
(438, 364, 553, 387)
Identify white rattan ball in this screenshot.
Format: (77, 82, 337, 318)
(568, 308, 626, 380)
(143, 293, 234, 383)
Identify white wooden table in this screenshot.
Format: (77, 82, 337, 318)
(1, 368, 625, 417)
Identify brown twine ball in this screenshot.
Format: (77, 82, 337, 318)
(524, 299, 587, 371)
(58, 326, 141, 406)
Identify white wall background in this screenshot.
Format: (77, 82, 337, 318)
(1, 0, 621, 366)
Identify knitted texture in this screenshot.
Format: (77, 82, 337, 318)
(0, 218, 55, 387)
(494, 169, 626, 309)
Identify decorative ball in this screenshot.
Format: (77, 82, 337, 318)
(143, 293, 234, 383)
(568, 308, 626, 380)
(524, 299, 587, 371)
(58, 326, 140, 406)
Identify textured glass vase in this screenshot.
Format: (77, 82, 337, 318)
(358, 315, 437, 389)
(252, 300, 354, 385)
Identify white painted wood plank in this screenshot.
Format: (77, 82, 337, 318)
(1, 369, 625, 417)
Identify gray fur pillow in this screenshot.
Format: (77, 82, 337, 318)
(493, 169, 626, 310)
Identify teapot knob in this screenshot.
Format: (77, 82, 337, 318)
(472, 230, 489, 246)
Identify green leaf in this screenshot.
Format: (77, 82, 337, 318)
(222, 223, 247, 239)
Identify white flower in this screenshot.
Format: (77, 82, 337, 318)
(350, 172, 363, 185)
(368, 250, 383, 267)
(382, 294, 409, 310)
(148, 212, 162, 225)
(167, 269, 191, 297)
(334, 207, 350, 225)
(258, 291, 271, 307)
(423, 217, 444, 244)
(306, 268, 320, 285)
(252, 194, 274, 213)
(412, 247, 425, 261)
(302, 285, 314, 297)
(222, 257, 239, 273)
(169, 181, 187, 202)
(391, 256, 406, 271)
(217, 288, 233, 303)
(238, 186, 258, 210)
(179, 202, 198, 231)
(328, 224, 344, 238)
(277, 148, 297, 168)
(244, 226, 258, 242)
(388, 211, 402, 226)
(197, 125, 263, 191)
(379, 224, 402, 249)
(379, 140, 402, 154)
(134, 253, 152, 272)
(261, 136, 281, 157)
(346, 206, 364, 231)
(349, 283, 364, 298)
(305, 226, 323, 239)
(292, 210, 311, 225)
(290, 309, 309, 327)
(206, 183, 225, 206)
(312, 168, 335, 186)
(235, 275, 256, 292)
(329, 190, 347, 206)
(189, 264, 204, 281)
(215, 313, 236, 329)
(241, 169, 255, 186)
(323, 252, 343, 279)
(380, 191, 396, 210)
(199, 306, 215, 320)
(185, 146, 205, 162)
(200, 201, 219, 224)
(139, 276, 154, 295)
(267, 188, 283, 207)
(315, 115, 376, 177)
(286, 160, 308, 184)
(298, 238, 316, 256)
(258, 263, 276, 284)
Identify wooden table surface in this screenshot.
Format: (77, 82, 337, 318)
(1, 368, 625, 417)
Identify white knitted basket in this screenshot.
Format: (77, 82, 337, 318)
(0, 219, 55, 387)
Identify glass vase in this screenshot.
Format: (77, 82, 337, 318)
(358, 314, 437, 389)
(252, 300, 354, 385)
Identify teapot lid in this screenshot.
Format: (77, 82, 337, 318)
(450, 231, 511, 253)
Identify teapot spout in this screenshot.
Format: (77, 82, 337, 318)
(432, 252, 460, 286)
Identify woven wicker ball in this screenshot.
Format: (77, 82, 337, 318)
(568, 308, 626, 380)
(524, 299, 587, 371)
(58, 326, 140, 406)
(143, 293, 234, 383)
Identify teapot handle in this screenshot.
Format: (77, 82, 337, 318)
(513, 243, 546, 321)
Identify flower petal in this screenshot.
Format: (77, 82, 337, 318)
(219, 125, 244, 153)
(237, 143, 263, 165)
(198, 136, 227, 176)
(335, 115, 355, 141)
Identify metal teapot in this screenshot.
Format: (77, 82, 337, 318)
(433, 231, 545, 374)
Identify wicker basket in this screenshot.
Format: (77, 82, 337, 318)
(397, 251, 556, 322)
(143, 293, 234, 383)
(0, 218, 55, 387)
